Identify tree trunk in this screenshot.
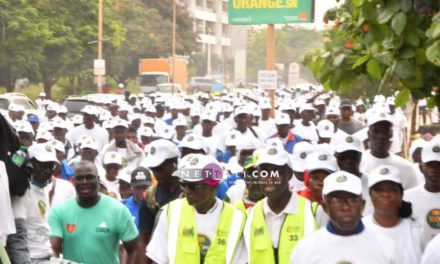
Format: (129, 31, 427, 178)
(411, 99, 419, 136)
(68, 76, 75, 95)
(42, 77, 53, 99)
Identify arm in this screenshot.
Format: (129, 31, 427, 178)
(50, 236, 63, 257)
(123, 237, 139, 264)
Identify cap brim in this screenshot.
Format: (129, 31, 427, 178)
(131, 180, 150, 187)
(335, 146, 362, 153)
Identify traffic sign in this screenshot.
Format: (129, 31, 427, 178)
(258, 70, 277, 90)
(94, 59, 106, 76)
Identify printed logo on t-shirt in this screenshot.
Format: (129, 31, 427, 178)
(426, 208, 440, 229)
(96, 222, 110, 233)
(66, 224, 76, 234)
(197, 234, 211, 258)
(38, 200, 46, 217)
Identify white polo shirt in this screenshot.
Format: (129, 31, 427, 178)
(0, 161, 15, 246)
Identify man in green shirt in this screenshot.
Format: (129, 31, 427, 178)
(49, 160, 139, 264)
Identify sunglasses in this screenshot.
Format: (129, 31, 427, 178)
(179, 182, 205, 192)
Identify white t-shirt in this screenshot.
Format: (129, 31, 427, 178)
(292, 122, 318, 144)
(363, 215, 423, 264)
(101, 177, 120, 200)
(404, 185, 440, 248)
(46, 178, 76, 209)
(290, 226, 397, 264)
(421, 233, 440, 264)
(258, 118, 276, 139)
(330, 128, 348, 145)
(68, 124, 109, 151)
(147, 198, 246, 264)
(389, 111, 408, 153)
(0, 161, 15, 246)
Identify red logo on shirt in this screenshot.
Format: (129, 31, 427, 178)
(66, 224, 76, 233)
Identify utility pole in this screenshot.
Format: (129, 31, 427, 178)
(97, 0, 103, 93)
(172, 0, 176, 94)
(267, 24, 275, 118)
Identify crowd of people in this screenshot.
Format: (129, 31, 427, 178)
(0, 88, 439, 264)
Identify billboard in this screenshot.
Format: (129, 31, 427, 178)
(228, 0, 314, 25)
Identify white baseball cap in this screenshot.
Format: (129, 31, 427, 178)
(255, 145, 292, 169)
(334, 135, 362, 153)
(306, 151, 338, 172)
(317, 120, 334, 138)
(225, 131, 239, 147)
(142, 116, 155, 125)
(409, 138, 427, 157)
(72, 115, 83, 125)
(49, 139, 65, 154)
(173, 118, 188, 128)
(190, 107, 201, 117)
(259, 99, 271, 110)
(234, 105, 251, 117)
(57, 105, 68, 114)
(236, 135, 262, 151)
(299, 103, 315, 113)
(138, 126, 154, 137)
(141, 139, 180, 168)
(112, 118, 129, 129)
(201, 110, 217, 123)
(8, 103, 25, 112)
(422, 141, 440, 163)
(52, 118, 68, 129)
(367, 111, 393, 127)
(179, 134, 207, 153)
(81, 105, 96, 116)
(79, 138, 98, 150)
(323, 171, 362, 196)
(102, 120, 113, 129)
(275, 113, 290, 125)
(325, 107, 340, 117)
(39, 92, 46, 97)
(28, 143, 59, 164)
(15, 121, 35, 135)
(36, 130, 54, 141)
(178, 154, 223, 185)
(157, 126, 175, 140)
(265, 138, 284, 150)
(103, 151, 123, 165)
(368, 165, 401, 188)
(291, 141, 314, 172)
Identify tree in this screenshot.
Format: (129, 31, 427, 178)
(246, 27, 323, 83)
(303, 0, 440, 106)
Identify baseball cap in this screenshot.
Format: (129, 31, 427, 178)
(409, 138, 427, 157)
(386, 97, 395, 106)
(81, 105, 96, 116)
(72, 115, 83, 125)
(15, 121, 35, 135)
(130, 167, 152, 187)
(103, 151, 122, 165)
(112, 118, 129, 129)
(58, 105, 68, 114)
(422, 141, 440, 163)
(255, 145, 292, 168)
(367, 111, 393, 127)
(322, 171, 362, 196)
(138, 126, 154, 138)
(236, 135, 262, 151)
(201, 111, 217, 122)
(173, 118, 188, 127)
(334, 135, 362, 153)
(339, 99, 352, 108)
(291, 141, 314, 172)
(306, 152, 337, 172)
(142, 116, 155, 125)
(234, 105, 251, 117)
(46, 103, 59, 112)
(275, 113, 290, 125)
(49, 139, 65, 153)
(36, 130, 54, 141)
(27, 114, 39, 123)
(190, 107, 201, 117)
(225, 131, 239, 147)
(299, 103, 315, 113)
(179, 134, 207, 152)
(265, 138, 284, 150)
(39, 92, 46, 97)
(157, 126, 175, 140)
(8, 103, 24, 112)
(28, 143, 59, 164)
(317, 120, 334, 138)
(52, 118, 67, 129)
(141, 139, 180, 168)
(178, 154, 223, 186)
(325, 107, 340, 117)
(368, 165, 401, 188)
(79, 138, 98, 150)
(259, 99, 271, 110)
(117, 168, 131, 184)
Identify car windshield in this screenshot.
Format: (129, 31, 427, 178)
(140, 74, 168, 86)
(64, 99, 88, 113)
(0, 98, 10, 110)
(157, 85, 177, 93)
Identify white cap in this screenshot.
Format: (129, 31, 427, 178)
(367, 111, 393, 127)
(46, 103, 59, 112)
(222, 103, 233, 113)
(118, 103, 131, 112)
(117, 168, 132, 184)
(323, 171, 362, 196)
(422, 141, 440, 163)
(8, 103, 25, 112)
(236, 136, 262, 151)
(306, 151, 337, 172)
(49, 139, 65, 153)
(386, 97, 395, 106)
(103, 151, 123, 165)
(39, 92, 46, 97)
(157, 126, 175, 140)
(334, 135, 362, 153)
(142, 116, 155, 125)
(81, 105, 96, 116)
(259, 99, 272, 110)
(299, 103, 315, 113)
(255, 145, 292, 168)
(128, 113, 142, 123)
(141, 139, 180, 168)
(15, 121, 35, 135)
(178, 154, 223, 184)
(52, 118, 67, 129)
(36, 130, 54, 141)
(138, 126, 154, 137)
(291, 141, 314, 172)
(58, 105, 68, 114)
(325, 107, 340, 117)
(179, 134, 208, 153)
(112, 118, 129, 129)
(201, 111, 217, 122)
(28, 143, 59, 164)
(225, 131, 239, 147)
(317, 120, 334, 138)
(72, 115, 83, 125)
(190, 107, 201, 117)
(144, 104, 157, 113)
(265, 138, 284, 150)
(234, 105, 251, 117)
(79, 138, 98, 150)
(368, 165, 401, 188)
(275, 113, 290, 125)
(173, 118, 188, 128)
(409, 138, 427, 157)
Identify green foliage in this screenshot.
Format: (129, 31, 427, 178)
(303, 0, 440, 106)
(246, 27, 323, 82)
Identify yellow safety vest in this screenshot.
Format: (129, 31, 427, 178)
(167, 198, 245, 264)
(249, 195, 317, 264)
(234, 199, 247, 215)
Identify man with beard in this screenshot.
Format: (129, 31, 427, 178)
(49, 160, 139, 263)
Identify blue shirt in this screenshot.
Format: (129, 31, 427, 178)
(121, 196, 141, 230)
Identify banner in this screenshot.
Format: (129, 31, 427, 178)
(228, 0, 314, 25)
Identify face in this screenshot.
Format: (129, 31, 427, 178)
(191, 116, 200, 127)
(323, 191, 365, 235)
(31, 159, 55, 186)
(53, 127, 66, 141)
(180, 180, 216, 207)
(276, 124, 290, 138)
(58, 113, 67, 119)
(55, 150, 65, 162)
(131, 119, 141, 129)
(113, 126, 128, 144)
(105, 163, 120, 178)
(131, 185, 147, 201)
(244, 168, 265, 201)
(238, 149, 255, 166)
(356, 105, 366, 113)
(140, 136, 150, 145)
(234, 113, 250, 131)
(118, 111, 128, 119)
(127, 131, 138, 144)
(47, 110, 57, 119)
(412, 148, 422, 163)
(370, 181, 402, 215)
(18, 131, 34, 147)
(170, 109, 178, 117)
(319, 136, 331, 144)
(175, 126, 187, 138)
(368, 122, 392, 154)
(258, 164, 291, 199)
(201, 120, 215, 134)
(119, 182, 132, 199)
(308, 170, 331, 203)
(389, 105, 396, 114)
(74, 163, 99, 198)
(83, 113, 95, 128)
(153, 158, 178, 184)
(261, 109, 270, 119)
(80, 148, 98, 161)
(422, 161, 440, 191)
(224, 112, 232, 119)
(326, 115, 340, 127)
(340, 106, 353, 120)
(337, 151, 362, 175)
(301, 110, 314, 123)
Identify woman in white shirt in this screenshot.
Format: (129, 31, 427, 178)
(363, 165, 423, 264)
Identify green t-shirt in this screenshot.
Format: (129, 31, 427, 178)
(49, 194, 138, 264)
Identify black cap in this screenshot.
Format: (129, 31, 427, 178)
(340, 99, 352, 108)
(130, 167, 152, 187)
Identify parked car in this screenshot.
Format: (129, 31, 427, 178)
(63, 96, 89, 118)
(0, 93, 42, 118)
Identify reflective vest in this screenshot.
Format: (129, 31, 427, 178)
(249, 195, 317, 264)
(234, 199, 247, 215)
(167, 198, 245, 264)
